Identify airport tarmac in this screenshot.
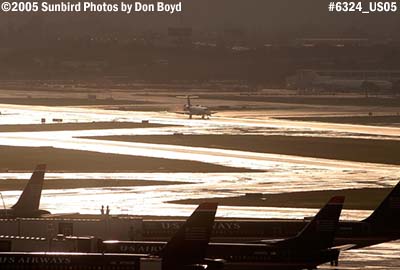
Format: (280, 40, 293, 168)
(0, 103, 399, 216)
(0, 101, 399, 269)
(324, 241, 400, 269)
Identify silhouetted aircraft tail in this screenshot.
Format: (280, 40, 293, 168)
(364, 181, 400, 230)
(281, 196, 344, 250)
(161, 203, 217, 268)
(11, 164, 46, 213)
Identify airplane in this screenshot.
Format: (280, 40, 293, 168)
(334, 181, 400, 248)
(104, 196, 345, 269)
(0, 164, 50, 218)
(178, 95, 214, 119)
(0, 203, 222, 270)
(0, 111, 18, 116)
(287, 70, 393, 91)
(137, 181, 400, 249)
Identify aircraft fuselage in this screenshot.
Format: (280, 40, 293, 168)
(103, 241, 339, 270)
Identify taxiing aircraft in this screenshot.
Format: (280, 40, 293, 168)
(0, 203, 221, 270)
(178, 95, 214, 119)
(104, 196, 345, 269)
(0, 164, 50, 218)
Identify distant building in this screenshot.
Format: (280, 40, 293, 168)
(0, 217, 142, 241)
(294, 38, 371, 48)
(286, 69, 399, 91)
(167, 27, 193, 47)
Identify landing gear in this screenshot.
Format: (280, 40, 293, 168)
(330, 259, 339, 266)
(189, 114, 192, 119)
(202, 114, 211, 120)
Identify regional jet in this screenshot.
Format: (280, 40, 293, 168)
(178, 95, 214, 119)
(0, 164, 50, 218)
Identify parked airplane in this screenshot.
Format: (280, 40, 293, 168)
(336, 181, 400, 248)
(139, 181, 400, 249)
(0, 164, 50, 218)
(104, 196, 345, 269)
(0, 110, 18, 116)
(0, 203, 221, 270)
(178, 95, 214, 119)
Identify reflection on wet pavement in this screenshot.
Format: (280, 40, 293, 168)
(0, 104, 399, 217)
(0, 170, 397, 219)
(0, 104, 399, 268)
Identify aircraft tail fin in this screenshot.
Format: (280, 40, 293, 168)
(284, 196, 344, 249)
(364, 181, 400, 229)
(11, 164, 46, 212)
(187, 95, 191, 107)
(161, 203, 217, 267)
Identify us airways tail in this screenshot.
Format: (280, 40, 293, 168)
(0, 164, 49, 218)
(161, 203, 218, 269)
(364, 181, 400, 231)
(279, 196, 345, 250)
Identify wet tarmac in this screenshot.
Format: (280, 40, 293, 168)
(322, 241, 400, 269)
(0, 104, 399, 268)
(0, 104, 399, 216)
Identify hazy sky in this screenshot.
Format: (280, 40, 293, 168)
(2, 0, 400, 39)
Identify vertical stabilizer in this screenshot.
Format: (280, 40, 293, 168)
(364, 182, 400, 230)
(11, 164, 46, 212)
(161, 203, 217, 267)
(282, 196, 344, 250)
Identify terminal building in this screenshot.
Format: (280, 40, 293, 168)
(0, 216, 305, 250)
(0, 217, 143, 241)
(286, 69, 400, 91)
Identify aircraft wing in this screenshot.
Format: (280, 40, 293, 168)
(258, 238, 287, 245)
(174, 111, 189, 115)
(331, 244, 356, 251)
(174, 110, 217, 115)
(42, 213, 80, 218)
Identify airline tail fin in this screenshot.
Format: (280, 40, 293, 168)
(364, 181, 400, 230)
(161, 203, 217, 267)
(11, 164, 46, 212)
(282, 196, 344, 249)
